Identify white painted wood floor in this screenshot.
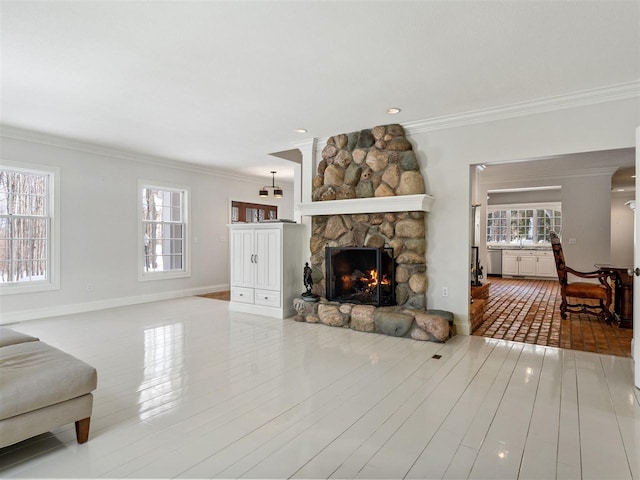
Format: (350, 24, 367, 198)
(1, 297, 638, 479)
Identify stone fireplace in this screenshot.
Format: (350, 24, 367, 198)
(294, 123, 451, 342)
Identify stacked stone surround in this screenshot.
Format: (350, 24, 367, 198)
(296, 123, 452, 343)
(308, 211, 427, 310)
(313, 123, 425, 202)
(293, 299, 451, 343)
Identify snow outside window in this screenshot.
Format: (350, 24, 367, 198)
(140, 183, 190, 281)
(0, 165, 59, 294)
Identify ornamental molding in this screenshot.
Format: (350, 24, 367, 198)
(403, 81, 640, 135)
(0, 124, 293, 188)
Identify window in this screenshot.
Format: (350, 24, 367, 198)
(0, 165, 59, 293)
(487, 203, 561, 245)
(231, 201, 277, 223)
(140, 183, 189, 280)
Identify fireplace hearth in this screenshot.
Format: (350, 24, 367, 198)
(325, 246, 395, 306)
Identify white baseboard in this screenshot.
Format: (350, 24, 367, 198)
(0, 284, 229, 325)
(454, 320, 471, 336)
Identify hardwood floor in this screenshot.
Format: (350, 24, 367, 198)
(474, 277, 633, 357)
(198, 291, 231, 301)
(0, 297, 638, 479)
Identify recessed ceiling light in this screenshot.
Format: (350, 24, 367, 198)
(294, 128, 307, 134)
(386, 107, 401, 114)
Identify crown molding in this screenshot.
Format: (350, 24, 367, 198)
(403, 81, 640, 135)
(307, 83, 639, 151)
(0, 124, 294, 188)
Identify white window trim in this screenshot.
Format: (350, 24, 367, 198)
(487, 202, 561, 213)
(138, 180, 191, 282)
(487, 202, 562, 246)
(0, 161, 60, 295)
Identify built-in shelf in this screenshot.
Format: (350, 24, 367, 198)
(295, 194, 434, 216)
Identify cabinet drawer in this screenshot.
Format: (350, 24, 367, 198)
(254, 289, 281, 308)
(502, 249, 537, 257)
(231, 287, 254, 304)
(537, 250, 553, 257)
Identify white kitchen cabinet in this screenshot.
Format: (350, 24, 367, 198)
(502, 249, 555, 278)
(502, 254, 519, 276)
(535, 251, 557, 278)
(229, 222, 303, 319)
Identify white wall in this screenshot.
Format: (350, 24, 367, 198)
(611, 191, 635, 266)
(408, 98, 638, 334)
(0, 133, 294, 323)
(487, 189, 562, 205)
(560, 174, 613, 271)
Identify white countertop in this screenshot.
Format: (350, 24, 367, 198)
(487, 245, 552, 251)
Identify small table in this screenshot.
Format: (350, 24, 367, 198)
(595, 264, 633, 329)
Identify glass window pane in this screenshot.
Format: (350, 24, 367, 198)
(0, 169, 51, 285)
(169, 224, 183, 239)
(142, 185, 186, 275)
(171, 206, 181, 221)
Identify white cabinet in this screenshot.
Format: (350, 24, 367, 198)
(502, 249, 555, 278)
(230, 229, 255, 288)
(228, 222, 303, 319)
(535, 251, 557, 278)
(502, 250, 536, 276)
(254, 229, 281, 291)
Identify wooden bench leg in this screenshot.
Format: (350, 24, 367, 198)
(75, 417, 91, 444)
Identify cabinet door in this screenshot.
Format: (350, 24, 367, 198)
(536, 255, 557, 278)
(502, 255, 518, 276)
(230, 229, 254, 288)
(519, 255, 537, 276)
(254, 228, 281, 291)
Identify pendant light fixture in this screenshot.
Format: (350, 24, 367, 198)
(259, 171, 283, 198)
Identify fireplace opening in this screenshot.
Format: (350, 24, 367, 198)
(325, 246, 395, 306)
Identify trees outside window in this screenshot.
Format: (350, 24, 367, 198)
(0, 167, 52, 289)
(487, 204, 561, 245)
(140, 183, 189, 280)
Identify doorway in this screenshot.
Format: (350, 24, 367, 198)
(231, 201, 278, 223)
(470, 149, 635, 357)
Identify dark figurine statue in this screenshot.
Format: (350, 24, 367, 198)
(302, 262, 319, 301)
(303, 262, 313, 293)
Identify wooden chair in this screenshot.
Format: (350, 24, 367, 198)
(549, 231, 613, 323)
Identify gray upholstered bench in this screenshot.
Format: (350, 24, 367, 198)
(0, 327, 97, 448)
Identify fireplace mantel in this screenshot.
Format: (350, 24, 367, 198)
(295, 194, 433, 216)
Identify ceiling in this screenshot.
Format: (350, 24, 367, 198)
(1, 1, 639, 183)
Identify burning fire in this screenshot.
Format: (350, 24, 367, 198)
(367, 269, 390, 288)
(341, 269, 390, 292)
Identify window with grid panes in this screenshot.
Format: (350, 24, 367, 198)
(487, 204, 561, 245)
(0, 167, 54, 290)
(140, 183, 189, 279)
(487, 210, 507, 243)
